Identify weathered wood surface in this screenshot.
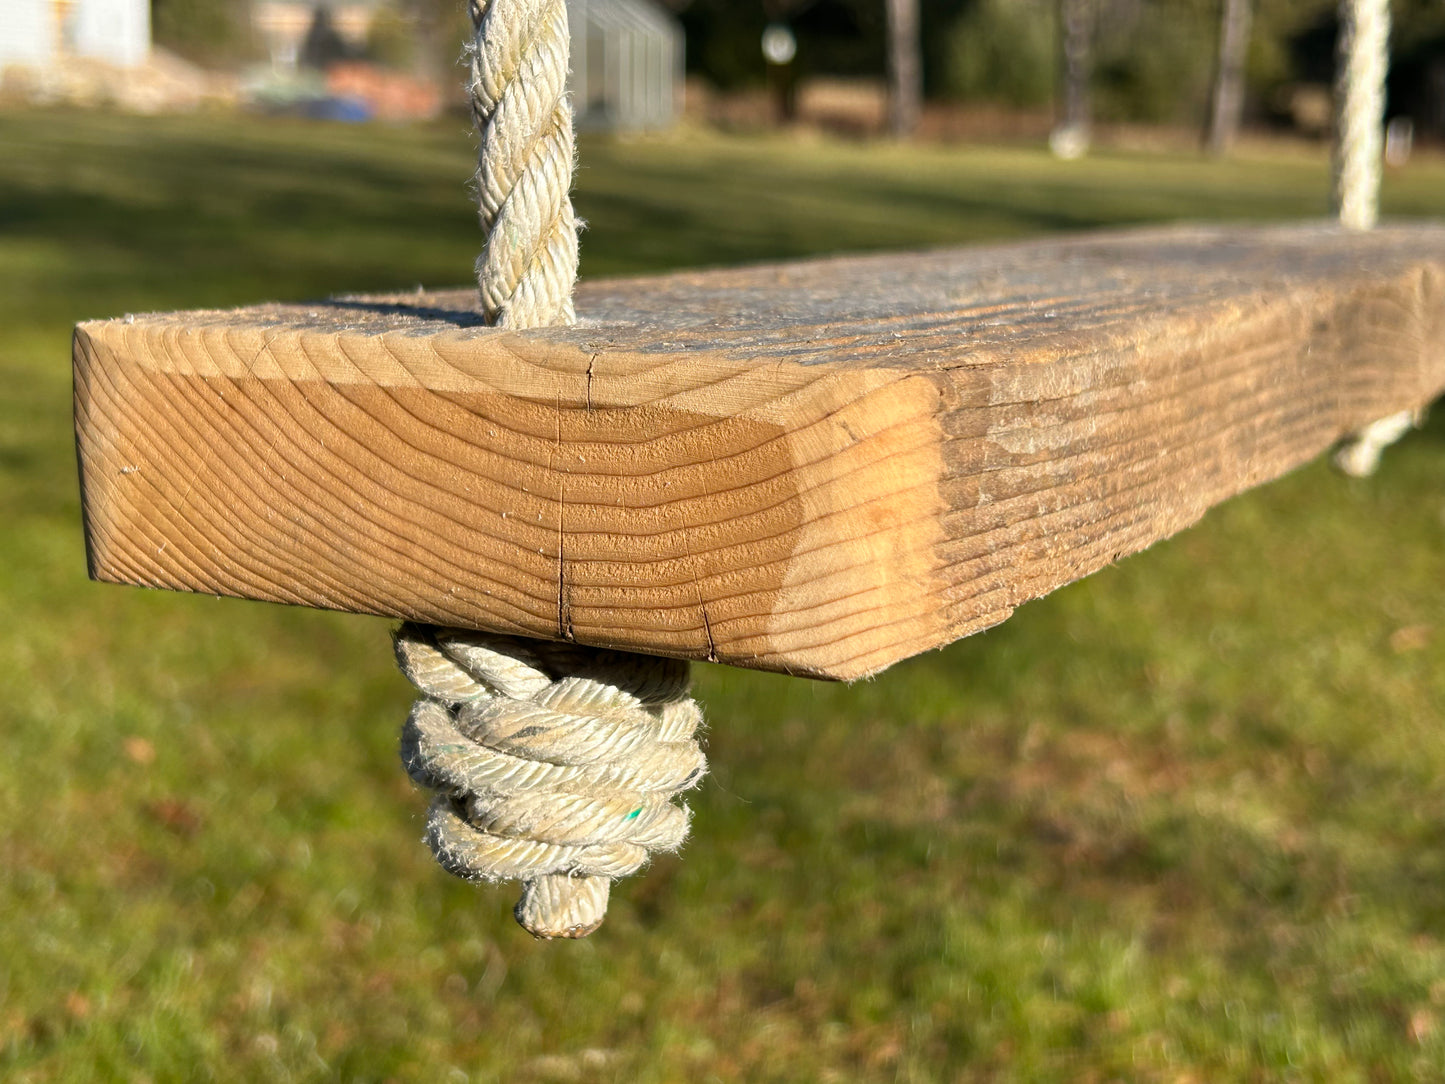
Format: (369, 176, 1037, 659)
(74, 224, 1445, 680)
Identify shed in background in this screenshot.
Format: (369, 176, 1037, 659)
(569, 0, 682, 131)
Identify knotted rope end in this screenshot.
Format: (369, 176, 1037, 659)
(395, 623, 706, 938)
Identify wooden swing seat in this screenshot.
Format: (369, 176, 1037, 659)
(73, 223, 1445, 681)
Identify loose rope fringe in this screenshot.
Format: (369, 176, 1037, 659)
(1332, 0, 1389, 232)
(467, 0, 579, 328)
(396, 624, 707, 938)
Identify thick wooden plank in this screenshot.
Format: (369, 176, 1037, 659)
(74, 224, 1445, 680)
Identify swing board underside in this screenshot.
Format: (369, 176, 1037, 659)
(73, 224, 1445, 681)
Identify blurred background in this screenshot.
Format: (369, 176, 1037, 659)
(3, 1, 1445, 1080)
(5, 0, 1445, 147)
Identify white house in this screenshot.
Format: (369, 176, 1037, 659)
(0, 0, 151, 70)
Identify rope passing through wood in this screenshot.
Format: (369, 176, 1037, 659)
(396, 0, 707, 938)
(395, 626, 707, 939)
(1329, 0, 1418, 475)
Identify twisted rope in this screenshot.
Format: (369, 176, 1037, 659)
(396, 625, 707, 938)
(467, 0, 579, 327)
(1332, 0, 1389, 232)
(393, 0, 704, 938)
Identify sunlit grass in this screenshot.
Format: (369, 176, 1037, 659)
(1, 107, 1443, 1081)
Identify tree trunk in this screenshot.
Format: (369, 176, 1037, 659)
(407, 0, 452, 90)
(1206, 0, 1253, 156)
(885, 0, 921, 138)
(769, 60, 800, 125)
(1052, 0, 1092, 158)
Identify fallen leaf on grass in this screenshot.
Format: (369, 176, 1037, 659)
(123, 736, 155, 765)
(1389, 625, 1433, 653)
(143, 798, 203, 837)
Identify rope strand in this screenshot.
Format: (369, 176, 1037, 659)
(396, 626, 706, 939)
(1330, 0, 1417, 473)
(1332, 0, 1389, 231)
(467, 0, 579, 328)
(396, 0, 703, 938)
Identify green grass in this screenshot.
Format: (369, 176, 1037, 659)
(2, 107, 1444, 1082)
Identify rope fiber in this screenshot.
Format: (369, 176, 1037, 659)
(396, 626, 706, 939)
(1330, 0, 1418, 473)
(396, 0, 707, 938)
(467, 0, 579, 327)
(1332, 0, 1389, 232)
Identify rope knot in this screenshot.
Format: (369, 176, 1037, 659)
(394, 623, 706, 938)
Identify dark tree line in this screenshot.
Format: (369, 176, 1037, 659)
(671, 0, 1445, 138)
(151, 0, 1445, 141)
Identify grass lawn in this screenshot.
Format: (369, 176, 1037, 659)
(2, 108, 1444, 1082)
